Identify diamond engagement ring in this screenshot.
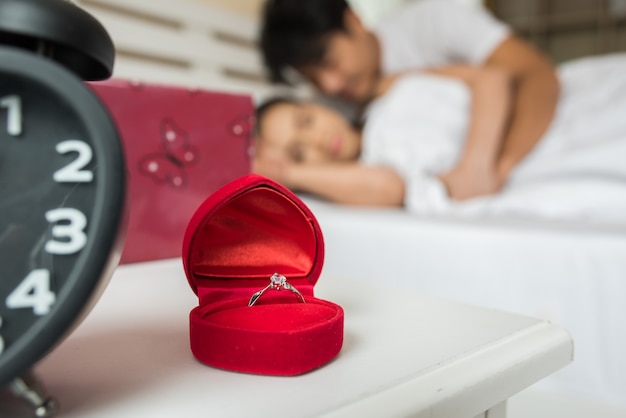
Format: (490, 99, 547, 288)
(248, 273, 306, 307)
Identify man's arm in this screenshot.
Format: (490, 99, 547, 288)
(485, 35, 560, 181)
(287, 163, 405, 206)
(427, 65, 514, 200)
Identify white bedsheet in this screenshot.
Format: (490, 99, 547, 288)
(361, 53, 626, 224)
(302, 196, 626, 409)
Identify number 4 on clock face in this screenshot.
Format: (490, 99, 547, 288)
(6, 270, 55, 316)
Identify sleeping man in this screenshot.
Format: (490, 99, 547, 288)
(258, 0, 560, 201)
(254, 54, 626, 223)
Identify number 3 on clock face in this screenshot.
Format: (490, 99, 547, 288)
(0, 47, 126, 386)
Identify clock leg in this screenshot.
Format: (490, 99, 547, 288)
(9, 372, 59, 418)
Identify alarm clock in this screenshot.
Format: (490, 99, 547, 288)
(0, 0, 126, 415)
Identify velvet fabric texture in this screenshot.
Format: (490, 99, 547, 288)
(183, 174, 344, 375)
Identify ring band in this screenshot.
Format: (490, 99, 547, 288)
(248, 273, 306, 307)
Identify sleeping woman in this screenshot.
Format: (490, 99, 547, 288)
(253, 54, 626, 222)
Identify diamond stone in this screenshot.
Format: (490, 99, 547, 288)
(270, 273, 286, 289)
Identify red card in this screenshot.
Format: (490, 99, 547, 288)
(90, 80, 253, 263)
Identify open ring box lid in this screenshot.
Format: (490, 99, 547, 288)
(182, 174, 344, 375)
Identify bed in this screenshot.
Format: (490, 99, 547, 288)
(75, 0, 626, 411)
(303, 197, 626, 409)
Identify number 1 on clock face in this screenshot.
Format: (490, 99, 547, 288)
(0, 95, 22, 137)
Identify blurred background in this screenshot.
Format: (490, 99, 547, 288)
(192, 0, 626, 63)
(486, 0, 626, 62)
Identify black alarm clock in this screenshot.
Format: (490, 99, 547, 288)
(0, 0, 126, 415)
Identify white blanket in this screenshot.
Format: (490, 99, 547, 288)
(361, 54, 626, 224)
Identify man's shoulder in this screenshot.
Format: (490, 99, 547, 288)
(377, 0, 457, 28)
(394, 0, 457, 17)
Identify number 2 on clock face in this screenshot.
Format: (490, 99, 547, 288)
(2, 94, 94, 317)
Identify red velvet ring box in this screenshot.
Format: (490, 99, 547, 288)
(182, 174, 344, 376)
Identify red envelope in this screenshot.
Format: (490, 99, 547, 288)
(182, 174, 344, 375)
(90, 80, 252, 263)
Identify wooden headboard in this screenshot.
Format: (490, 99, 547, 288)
(75, 0, 289, 101)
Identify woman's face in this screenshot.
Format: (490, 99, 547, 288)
(257, 101, 361, 164)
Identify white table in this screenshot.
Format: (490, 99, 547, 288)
(1, 259, 573, 418)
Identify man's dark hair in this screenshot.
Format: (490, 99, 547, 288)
(259, 0, 350, 84)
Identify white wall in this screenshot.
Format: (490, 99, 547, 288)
(188, 0, 263, 17)
(189, 0, 486, 24)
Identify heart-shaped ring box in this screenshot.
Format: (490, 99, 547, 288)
(182, 174, 344, 375)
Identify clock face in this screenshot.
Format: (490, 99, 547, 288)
(0, 47, 126, 386)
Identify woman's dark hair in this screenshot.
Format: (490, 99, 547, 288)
(259, 0, 350, 84)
